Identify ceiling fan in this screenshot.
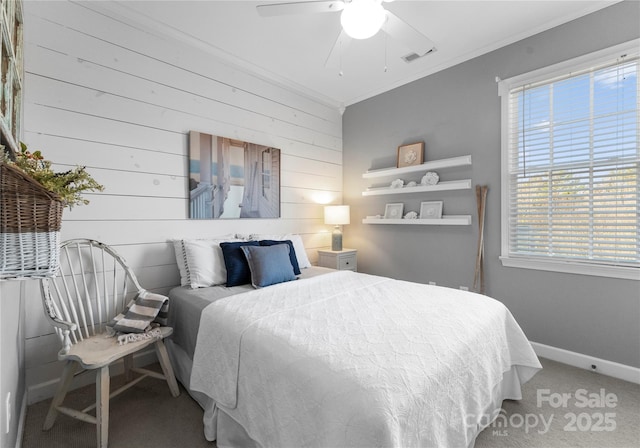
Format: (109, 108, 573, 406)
(256, 0, 436, 67)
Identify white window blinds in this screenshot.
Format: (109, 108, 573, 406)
(501, 45, 639, 275)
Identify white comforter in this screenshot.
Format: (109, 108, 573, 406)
(190, 271, 541, 447)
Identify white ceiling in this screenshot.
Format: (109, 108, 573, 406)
(98, 1, 620, 108)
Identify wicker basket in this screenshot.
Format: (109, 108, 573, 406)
(0, 162, 64, 279)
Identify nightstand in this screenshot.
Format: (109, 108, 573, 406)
(317, 248, 357, 272)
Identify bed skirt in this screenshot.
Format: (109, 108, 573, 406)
(165, 338, 537, 448)
(166, 339, 258, 447)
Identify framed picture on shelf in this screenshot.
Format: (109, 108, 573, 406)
(384, 203, 404, 219)
(397, 142, 424, 168)
(419, 201, 443, 219)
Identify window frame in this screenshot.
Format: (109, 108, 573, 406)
(498, 39, 640, 281)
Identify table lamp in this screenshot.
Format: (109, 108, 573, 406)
(324, 205, 350, 251)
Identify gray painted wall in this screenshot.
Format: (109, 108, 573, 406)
(343, 1, 640, 368)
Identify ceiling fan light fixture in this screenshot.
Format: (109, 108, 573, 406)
(340, 0, 386, 40)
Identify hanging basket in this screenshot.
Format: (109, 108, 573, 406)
(0, 162, 64, 279)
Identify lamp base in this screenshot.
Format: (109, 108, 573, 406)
(331, 227, 343, 251)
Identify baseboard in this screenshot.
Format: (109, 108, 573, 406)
(15, 390, 27, 448)
(27, 349, 158, 405)
(27, 341, 639, 405)
(530, 341, 640, 385)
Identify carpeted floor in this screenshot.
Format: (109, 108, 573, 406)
(474, 358, 640, 448)
(22, 367, 214, 448)
(22, 357, 639, 448)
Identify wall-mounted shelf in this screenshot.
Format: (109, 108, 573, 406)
(362, 155, 472, 179)
(362, 179, 472, 197)
(362, 154, 473, 226)
(362, 215, 472, 226)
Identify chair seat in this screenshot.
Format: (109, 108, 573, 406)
(60, 327, 174, 369)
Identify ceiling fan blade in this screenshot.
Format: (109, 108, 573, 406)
(381, 10, 435, 56)
(324, 29, 352, 68)
(257, 1, 344, 17)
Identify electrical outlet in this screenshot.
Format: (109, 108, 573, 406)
(5, 392, 11, 434)
(459, 286, 469, 291)
(428, 281, 436, 286)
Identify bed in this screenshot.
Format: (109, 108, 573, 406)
(165, 257, 541, 448)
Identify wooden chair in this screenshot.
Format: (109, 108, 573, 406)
(40, 239, 180, 448)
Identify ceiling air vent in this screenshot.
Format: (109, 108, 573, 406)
(401, 48, 436, 63)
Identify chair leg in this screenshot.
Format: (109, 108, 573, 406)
(123, 354, 134, 383)
(43, 361, 78, 430)
(155, 340, 180, 397)
(96, 366, 110, 448)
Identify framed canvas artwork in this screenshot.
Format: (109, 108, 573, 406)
(189, 131, 281, 219)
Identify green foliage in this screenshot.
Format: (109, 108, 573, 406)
(2, 142, 104, 208)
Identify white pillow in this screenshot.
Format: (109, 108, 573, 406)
(184, 239, 239, 288)
(171, 240, 189, 286)
(249, 233, 311, 269)
(171, 235, 239, 288)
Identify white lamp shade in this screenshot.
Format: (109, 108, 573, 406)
(340, 0, 386, 40)
(324, 205, 351, 225)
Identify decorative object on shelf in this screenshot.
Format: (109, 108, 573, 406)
(421, 171, 439, 186)
(419, 201, 443, 219)
(404, 211, 418, 220)
(384, 203, 404, 219)
(397, 142, 424, 168)
(473, 185, 489, 294)
(0, 144, 104, 280)
(390, 178, 404, 189)
(324, 205, 350, 251)
(406, 181, 417, 188)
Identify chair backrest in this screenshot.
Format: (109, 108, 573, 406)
(41, 239, 143, 351)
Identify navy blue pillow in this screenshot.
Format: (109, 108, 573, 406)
(220, 241, 260, 287)
(258, 239, 301, 275)
(241, 244, 297, 288)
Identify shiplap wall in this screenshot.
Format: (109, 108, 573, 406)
(14, 0, 342, 404)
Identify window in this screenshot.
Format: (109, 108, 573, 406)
(499, 41, 639, 280)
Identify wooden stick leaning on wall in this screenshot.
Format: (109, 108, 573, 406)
(473, 185, 488, 294)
